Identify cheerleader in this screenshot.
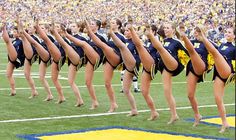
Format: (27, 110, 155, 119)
(129, 24, 159, 120)
(2, 22, 25, 96)
(21, 22, 53, 101)
(198, 26, 235, 133)
(65, 22, 100, 109)
(85, 18, 126, 112)
(17, 18, 38, 98)
(35, 19, 66, 104)
(51, 23, 84, 107)
(109, 23, 140, 116)
(178, 24, 216, 127)
(146, 22, 188, 124)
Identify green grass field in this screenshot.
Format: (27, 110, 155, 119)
(0, 40, 235, 140)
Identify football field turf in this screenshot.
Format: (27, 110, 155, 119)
(0, 40, 235, 140)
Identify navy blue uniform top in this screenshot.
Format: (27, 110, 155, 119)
(41, 34, 55, 51)
(161, 38, 188, 62)
(71, 34, 86, 57)
(74, 34, 88, 43)
(12, 38, 25, 61)
(31, 34, 41, 44)
(52, 36, 66, 57)
(59, 37, 68, 57)
(48, 34, 55, 43)
(63, 37, 70, 46)
(31, 34, 41, 54)
(126, 39, 141, 64)
(218, 42, 236, 72)
(88, 32, 106, 57)
(107, 32, 126, 54)
(144, 40, 160, 61)
(190, 39, 208, 63)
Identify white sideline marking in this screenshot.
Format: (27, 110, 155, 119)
(0, 69, 23, 72)
(0, 72, 68, 80)
(0, 70, 114, 74)
(0, 81, 213, 91)
(0, 103, 234, 123)
(11, 74, 68, 80)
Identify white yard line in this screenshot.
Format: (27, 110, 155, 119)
(0, 70, 113, 73)
(0, 81, 213, 91)
(0, 103, 234, 123)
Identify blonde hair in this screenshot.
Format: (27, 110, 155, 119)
(164, 22, 180, 39)
(195, 24, 206, 36)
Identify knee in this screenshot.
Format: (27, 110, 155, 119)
(163, 87, 170, 94)
(51, 75, 58, 83)
(6, 73, 12, 79)
(85, 80, 92, 87)
(123, 88, 130, 94)
(214, 95, 222, 102)
(24, 72, 31, 80)
(68, 79, 74, 86)
(188, 94, 195, 101)
(141, 87, 148, 97)
(52, 79, 61, 90)
(55, 84, 62, 91)
(105, 81, 112, 89)
(39, 75, 45, 82)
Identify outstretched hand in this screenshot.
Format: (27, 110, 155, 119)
(16, 16, 24, 34)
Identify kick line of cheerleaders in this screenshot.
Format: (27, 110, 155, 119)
(1, 15, 235, 133)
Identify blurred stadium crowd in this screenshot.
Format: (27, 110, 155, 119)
(0, 0, 235, 44)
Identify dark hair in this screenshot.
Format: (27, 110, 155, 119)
(95, 19, 101, 30)
(115, 18, 122, 29)
(151, 24, 157, 36)
(66, 28, 72, 35)
(120, 27, 125, 35)
(101, 19, 107, 28)
(157, 25, 165, 38)
(120, 22, 129, 34)
(123, 22, 128, 28)
(60, 23, 66, 31)
(75, 21, 85, 33)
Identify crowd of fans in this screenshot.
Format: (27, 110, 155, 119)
(0, 0, 235, 43)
